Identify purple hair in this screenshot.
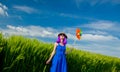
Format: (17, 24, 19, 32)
(56, 36, 67, 45)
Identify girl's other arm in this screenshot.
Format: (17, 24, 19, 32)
(46, 42, 58, 64)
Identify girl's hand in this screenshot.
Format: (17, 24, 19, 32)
(46, 60, 51, 64)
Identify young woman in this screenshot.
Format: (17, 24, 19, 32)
(46, 33, 68, 72)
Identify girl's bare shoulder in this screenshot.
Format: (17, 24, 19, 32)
(54, 42, 58, 46)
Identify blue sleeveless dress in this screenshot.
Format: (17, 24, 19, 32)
(50, 43, 67, 72)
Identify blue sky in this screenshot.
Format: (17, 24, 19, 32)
(0, 0, 120, 58)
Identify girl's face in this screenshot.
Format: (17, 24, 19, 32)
(60, 35, 65, 40)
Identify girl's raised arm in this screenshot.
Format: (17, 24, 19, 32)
(46, 42, 58, 64)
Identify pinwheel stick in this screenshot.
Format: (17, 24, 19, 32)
(66, 36, 77, 54)
(71, 36, 77, 51)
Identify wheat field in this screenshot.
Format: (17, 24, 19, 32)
(0, 33, 120, 72)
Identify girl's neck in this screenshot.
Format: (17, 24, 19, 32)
(60, 39, 63, 43)
(59, 42, 64, 46)
(60, 39, 64, 45)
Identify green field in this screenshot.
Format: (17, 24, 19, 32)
(0, 33, 120, 72)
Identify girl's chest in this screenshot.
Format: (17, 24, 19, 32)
(56, 45, 66, 51)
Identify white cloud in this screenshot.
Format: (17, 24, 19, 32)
(82, 34, 118, 41)
(13, 5, 38, 14)
(84, 30, 108, 35)
(7, 25, 28, 32)
(83, 21, 115, 30)
(66, 20, 120, 42)
(3, 25, 57, 38)
(0, 3, 8, 16)
(7, 25, 16, 30)
(75, 0, 120, 7)
(60, 13, 79, 19)
(77, 21, 120, 33)
(59, 13, 98, 21)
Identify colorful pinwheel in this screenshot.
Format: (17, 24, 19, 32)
(76, 28, 82, 40)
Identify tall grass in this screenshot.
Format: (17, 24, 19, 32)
(0, 33, 120, 72)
